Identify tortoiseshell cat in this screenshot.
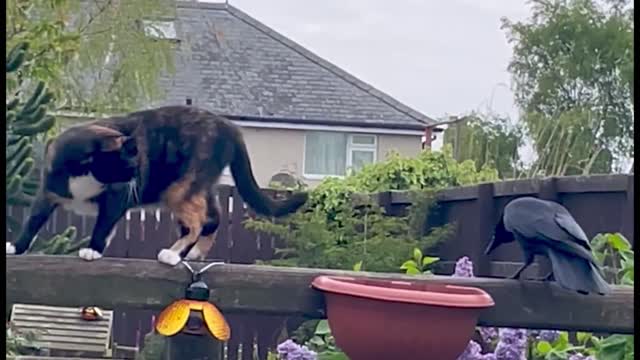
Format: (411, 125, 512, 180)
(6, 105, 308, 265)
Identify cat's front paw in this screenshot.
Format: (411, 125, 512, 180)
(78, 248, 103, 261)
(157, 249, 182, 266)
(6, 242, 16, 255)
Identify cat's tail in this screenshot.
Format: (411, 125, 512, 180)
(229, 134, 308, 217)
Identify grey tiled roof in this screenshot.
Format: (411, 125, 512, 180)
(154, 1, 435, 128)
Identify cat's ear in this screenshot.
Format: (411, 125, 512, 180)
(95, 134, 126, 152)
(88, 125, 126, 152)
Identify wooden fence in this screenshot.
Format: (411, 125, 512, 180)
(6, 256, 635, 359)
(5, 174, 634, 356)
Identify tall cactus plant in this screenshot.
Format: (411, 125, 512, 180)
(6, 42, 55, 225)
(6, 42, 88, 254)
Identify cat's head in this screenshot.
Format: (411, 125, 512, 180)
(45, 124, 139, 187)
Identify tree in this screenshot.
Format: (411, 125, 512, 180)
(442, 113, 525, 179)
(503, 0, 633, 175)
(6, 0, 176, 114)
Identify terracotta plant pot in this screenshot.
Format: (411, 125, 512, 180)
(311, 276, 495, 360)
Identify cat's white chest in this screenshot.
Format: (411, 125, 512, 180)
(64, 175, 104, 216)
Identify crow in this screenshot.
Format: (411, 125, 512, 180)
(484, 196, 611, 295)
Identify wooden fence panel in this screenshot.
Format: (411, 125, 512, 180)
(5, 174, 634, 358)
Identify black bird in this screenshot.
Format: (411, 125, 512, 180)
(485, 196, 611, 295)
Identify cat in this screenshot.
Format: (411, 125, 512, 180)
(6, 105, 308, 265)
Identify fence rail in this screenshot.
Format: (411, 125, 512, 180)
(6, 256, 634, 335)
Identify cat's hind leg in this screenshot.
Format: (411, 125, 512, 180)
(177, 192, 220, 261)
(185, 200, 220, 261)
(159, 179, 207, 266)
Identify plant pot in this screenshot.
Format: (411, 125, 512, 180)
(311, 276, 495, 360)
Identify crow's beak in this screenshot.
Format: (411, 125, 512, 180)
(484, 236, 499, 255)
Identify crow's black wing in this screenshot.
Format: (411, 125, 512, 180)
(552, 205, 591, 251)
(504, 200, 595, 263)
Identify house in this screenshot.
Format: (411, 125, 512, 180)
(61, 1, 437, 188)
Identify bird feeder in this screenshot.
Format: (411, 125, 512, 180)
(155, 262, 230, 341)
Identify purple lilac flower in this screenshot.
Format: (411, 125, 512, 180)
(537, 330, 560, 343)
(457, 341, 497, 360)
(494, 328, 528, 360)
(478, 327, 499, 343)
(454, 256, 474, 277)
(276, 339, 317, 360)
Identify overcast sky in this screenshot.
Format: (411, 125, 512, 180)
(220, 0, 531, 122)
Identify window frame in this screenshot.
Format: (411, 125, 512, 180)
(302, 131, 377, 180)
(139, 19, 180, 42)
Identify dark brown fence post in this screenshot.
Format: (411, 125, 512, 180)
(472, 183, 495, 277)
(164, 333, 223, 360)
(538, 177, 559, 203)
(536, 177, 559, 277)
(621, 175, 634, 247)
(376, 191, 393, 215)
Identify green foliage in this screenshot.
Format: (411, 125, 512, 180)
(6, 322, 40, 356)
(343, 146, 498, 193)
(29, 226, 90, 255)
(531, 331, 633, 360)
(503, 0, 634, 175)
(590, 232, 634, 285)
(248, 147, 496, 272)
(443, 113, 525, 179)
(533, 331, 593, 359)
(595, 334, 634, 360)
(7, 0, 176, 113)
(249, 198, 445, 272)
(6, 42, 86, 254)
(399, 247, 440, 275)
(304, 320, 348, 360)
(6, 41, 56, 232)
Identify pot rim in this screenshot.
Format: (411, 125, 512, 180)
(311, 275, 495, 308)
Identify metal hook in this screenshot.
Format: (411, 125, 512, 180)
(181, 261, 225, 282)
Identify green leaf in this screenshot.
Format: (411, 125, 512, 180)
(413, 248, 423, 263)
(422, 256, 440, 267)
(308, 335, 326, 347)
(620, 272, 633, 286)
(318, 351, 349, 360)
(553, 331, 570, 350)
(536, 340, 553, 355)
(597, 334, 630, 360)
(576, 332, 592, 345)
(619, 249, 634, 262)
(353, 261, 363, 272)
(315, 320, 331, 336)
(606, 233, 631, 252)
(405, 267, 421, 275)
(400, 260, 418, 270)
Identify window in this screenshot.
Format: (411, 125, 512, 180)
(304, 132, 377, 178)
(141, 20, 178, 41)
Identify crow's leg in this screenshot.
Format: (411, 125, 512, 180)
(510, 251, 535, 280)
(534, 271, 554, 281)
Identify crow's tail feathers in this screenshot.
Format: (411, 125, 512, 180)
(547, 250, 612, 295)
